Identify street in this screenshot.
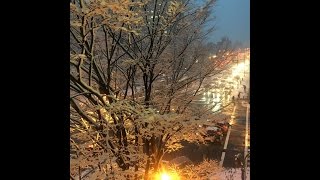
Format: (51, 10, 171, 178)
(191, 60, 250, 113)
(164, 59, 250, 169)
(220, 100, 250, 168)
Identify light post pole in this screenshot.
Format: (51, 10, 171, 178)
(235, 152, 250, 180)
(243, 153, 250, 180)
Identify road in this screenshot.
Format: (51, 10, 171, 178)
(164, 59, 250, 167)
(191, 59, 250, 114)
(220, 100, 250, 168)
(217, 59, 250, 171)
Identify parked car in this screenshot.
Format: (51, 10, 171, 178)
(216, 122, 230, 134)
(200, 125, 225, 144)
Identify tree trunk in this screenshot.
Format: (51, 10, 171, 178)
(144, 138, 150, 180)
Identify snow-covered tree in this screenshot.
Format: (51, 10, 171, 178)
(70, 0, 235, 179)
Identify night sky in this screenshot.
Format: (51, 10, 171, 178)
(210, 0, 250, 47)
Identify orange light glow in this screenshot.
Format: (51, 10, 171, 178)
(161, 173, 170, 180)
(154, 171, 180, 180)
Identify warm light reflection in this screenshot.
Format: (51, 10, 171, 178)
(227, 77, 233, 82)
(245, 133, 250, 147)
(212, 103, 221, 112)
(245, 139, 250, 147)
(196, 55, 249, 112)
(232, 62, 245, 77)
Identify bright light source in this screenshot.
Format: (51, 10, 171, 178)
(161, 173, 170, 180)
(155, 171, 180, 180)
(231, 62, 246, 77)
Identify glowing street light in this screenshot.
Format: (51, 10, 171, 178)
(161, 173, 170, 180)
(154, 171, 180, 180)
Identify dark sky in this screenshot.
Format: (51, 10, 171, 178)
(210, 0, 250, 47)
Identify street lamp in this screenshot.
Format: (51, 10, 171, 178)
(235, 153, 250, 180)
(244, 153, 250, 180)
(160, 173, 170, 180)
(154, 170, 179, 180)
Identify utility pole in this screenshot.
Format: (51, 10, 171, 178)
(243, 103, 250, 180)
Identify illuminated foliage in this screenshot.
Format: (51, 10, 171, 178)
(70, 0, 235, 179)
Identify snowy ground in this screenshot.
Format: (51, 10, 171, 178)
(210, 168, 250, 180)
